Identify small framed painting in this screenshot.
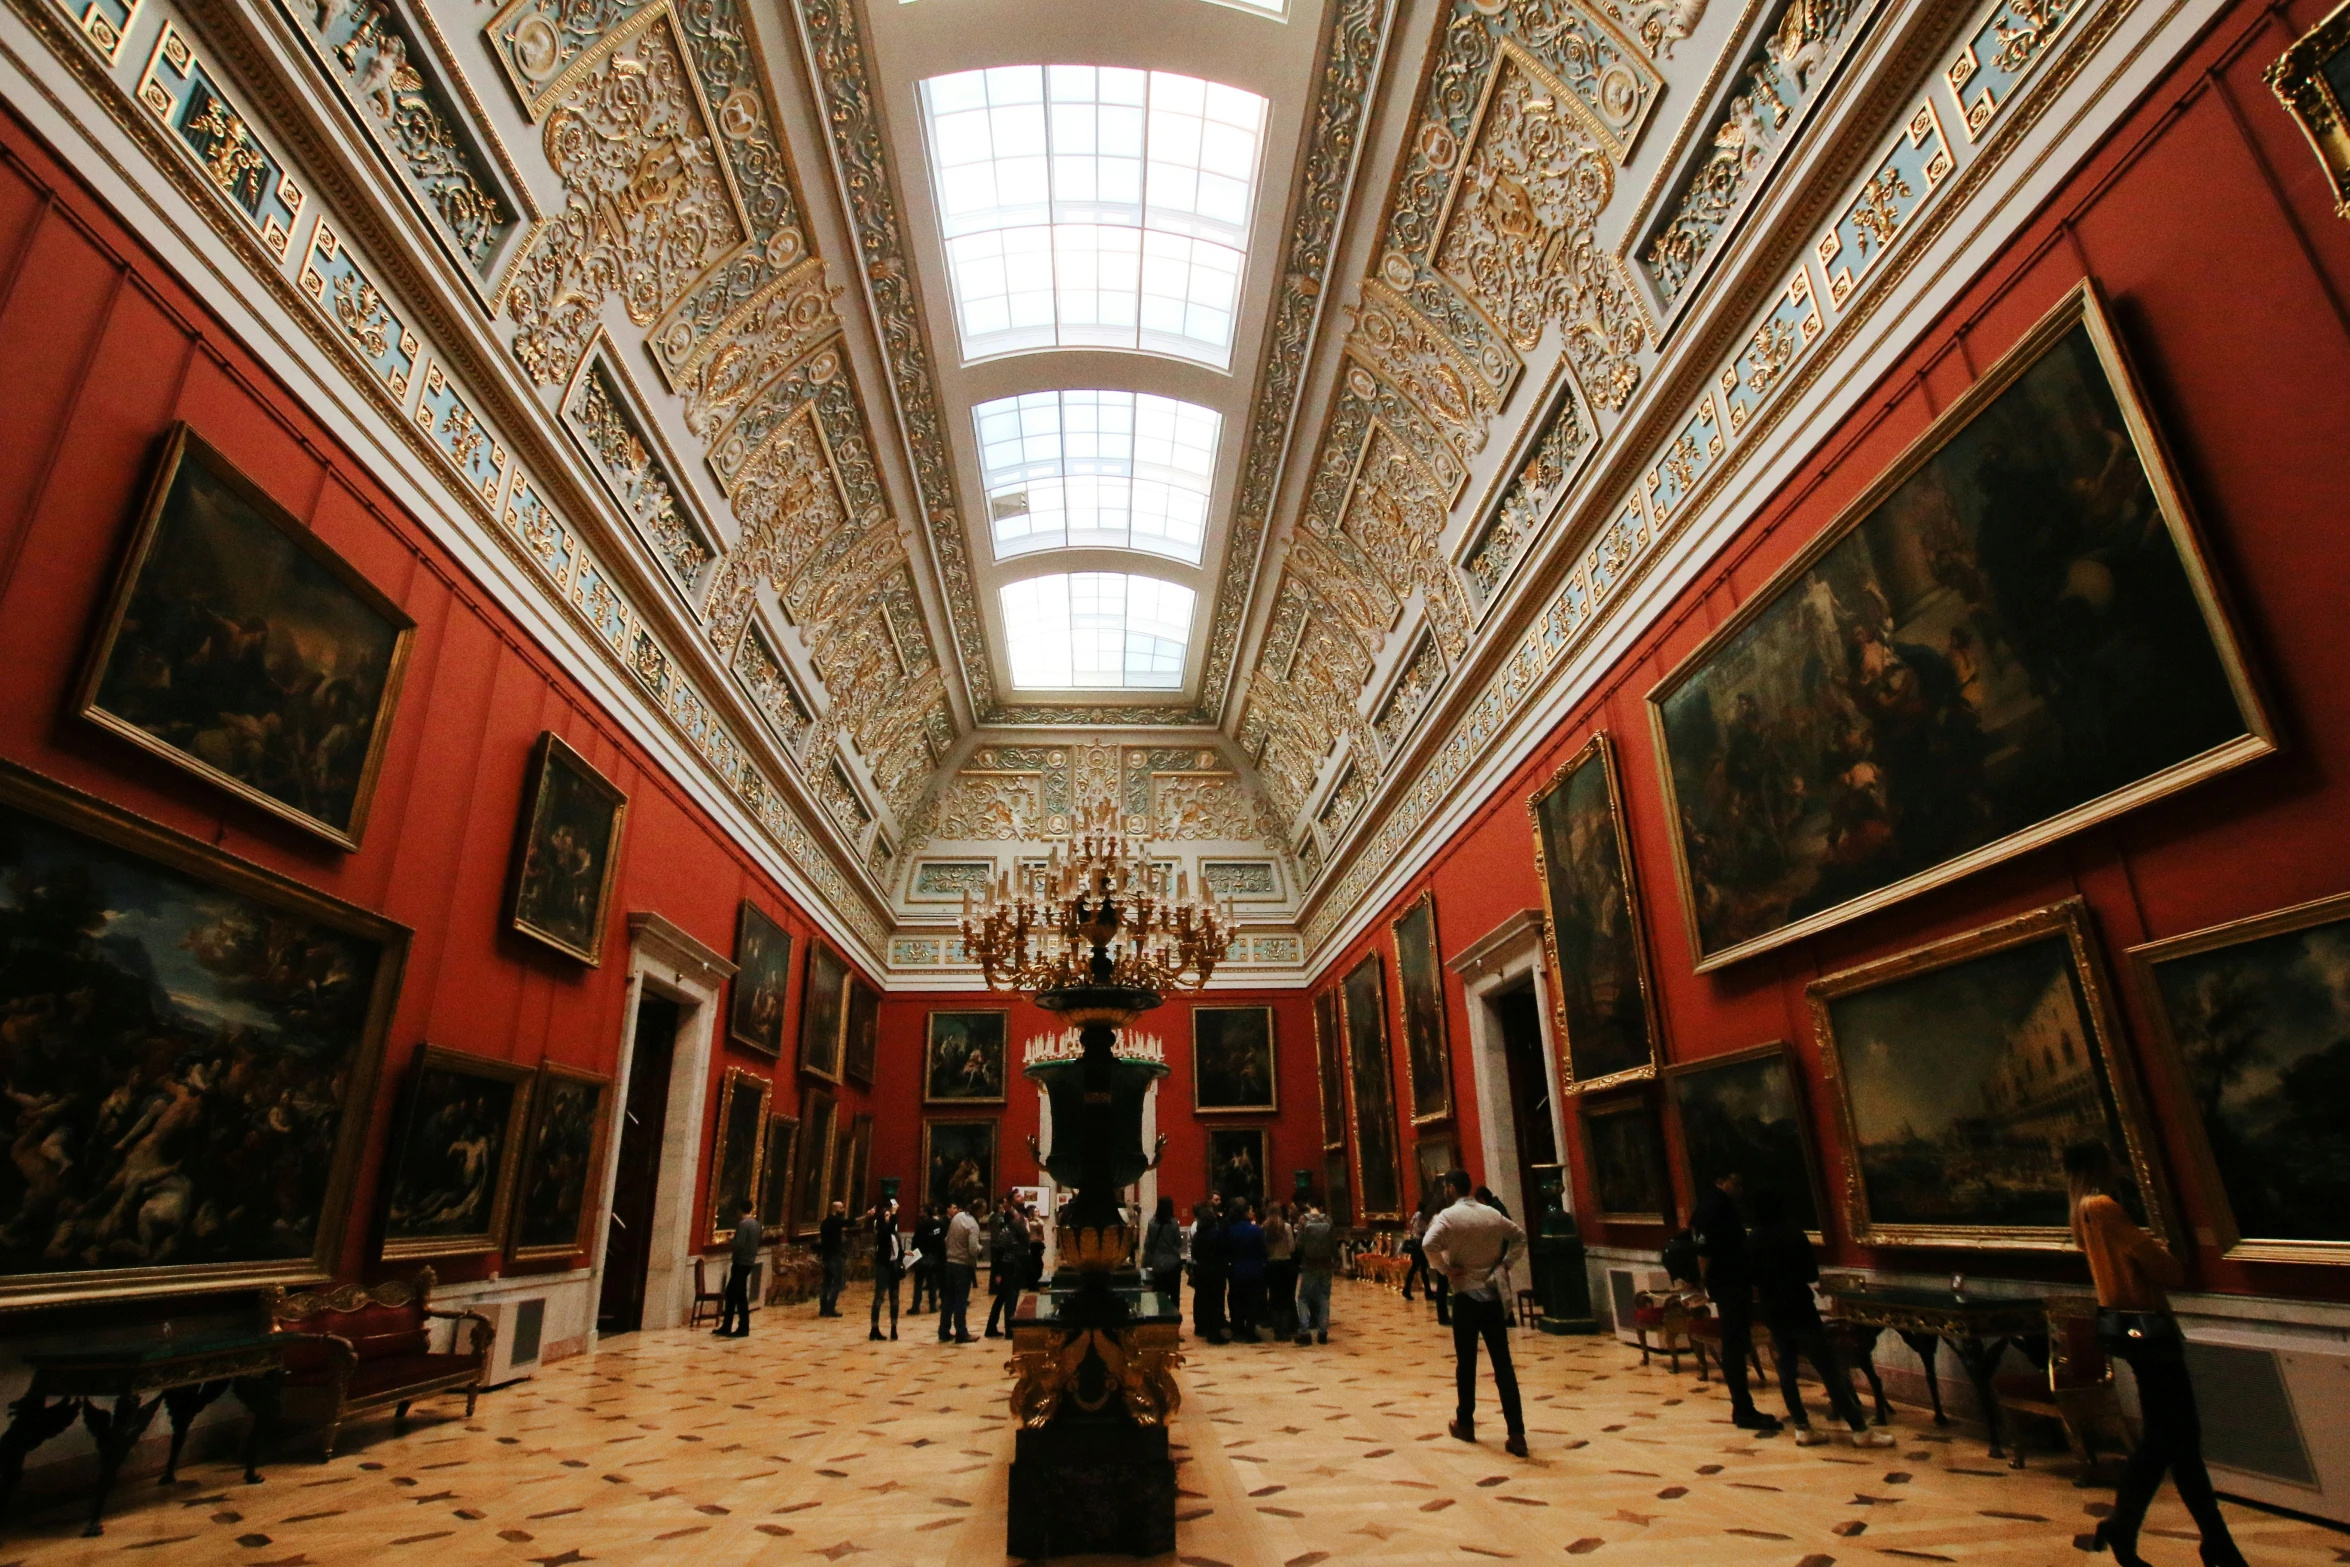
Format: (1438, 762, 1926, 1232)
(1392, 892, 1453, 1123)
(507, 1061, 613, 1262)
(1193, 1006, 1278, 1113)
(507, 733, 628, 965)
(729, 902, 793, 1059)
(1413, 1134, 1459, 1207)
(758, 1115, 799, 1231)
(793, 1091, 836, 1238)
(706, 1067, 771, 1246)
(1207, 1127, 1268, 1213)
(1579, 1092, 1672, 1225)
(842, 977, 880, 1087)
(925, 1010, 1009, 1105)
(381, 1045, 535, 1260)
(799, 942, 848, 1083)
(922, 1119, 997, 1212)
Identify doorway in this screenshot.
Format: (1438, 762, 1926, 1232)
(1494, 983, 1556, 1220)
(597, 992, 679, 1336)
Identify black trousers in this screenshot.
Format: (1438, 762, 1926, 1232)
(870, 1265, 900, 1332)
(1715, 1293, 1759, 1414)
(1149, 1266, 1181, 1311)
(2109, 1333, 2239, 1554)
(717, 1264, 752, 1334)
(909, 1260, 936, 1312)
(820, 1253, 846, 1314)
(1192, 1265, 1228, 1341)
(1229, 1275, 1264, 1339)
(1452, 1293, 1523, 1436)
(985, 1269, 1021, 1334)
(1401, 1241, 1430, 1299)
(940, 1263, 973, 1340)
(1267, 1259, 1298, 1333)
(1768, 1318, 1868, 1431)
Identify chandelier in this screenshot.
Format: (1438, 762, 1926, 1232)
(960, 801, 1238, 999)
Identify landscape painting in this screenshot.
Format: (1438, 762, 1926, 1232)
(793, 1092, 835, 1238)
(381, 1046, 533, 1260)
(1392, 893, 1454, 1122)
(509, 1062, 611, 1261)
(729, 902, 792, 1058)
(1530, 734, 1661, 1090)
(799, 943, 848, 1083)
(842, 978, 880, 1087)
(2132, 893, 2350, 1264)
(1811, 899, 2169, 1250)
(0, 765, 404, 1303)
(758, 1115, 798, 1230)
(508, 733, 627, 965)
(706, 1067, 770, 1246)
(81, 425, 414, 849)
(1341, 953, 1405, 1221)
(1208, 1127, 1269, 1212)
(1666, 1044, 1822, 1236)
(1194, 1006, 1278, 1113)
(1581, 1094, 1671, 1223)
(1312, 987, 1348, 1149)
(922, 1119, 996, 1212)
(925, 1011, 1009, 1105)
(1653, 286, 2271, 970)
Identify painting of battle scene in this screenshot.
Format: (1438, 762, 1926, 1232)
(510, 1064, 611, 1260)
(1655, 291, 2267, 967)
(380, 1047, 532, 1259)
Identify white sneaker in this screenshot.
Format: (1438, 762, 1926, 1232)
(1794, 1427, 1830, 1447)
(1851, 1428, 1896, 1448)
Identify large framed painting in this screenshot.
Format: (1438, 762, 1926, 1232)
(1810, 899, 2173, 1252)
(925, 1010, 1009, 1105)
(705, 1067, 771, 1246)
(2129, 891, 2350, 1266)
(508, 1062, 613, 1262)
(1311, 986, 1348, 1150)
(78, 424, 416, 850)
(0, 761, 405, 1305)
(1651, 283, 2274, 972)
(1529, 733, 1663, 1092)
(1340, 952, 1406, 1222)
(842, 1114, 874, 1214)
(799, 942, 848, 1083)
(792, 1091, 836, 1238)
(1322, 1149, 1354, 1228)
(2267, 4, 2350, 217)
(1208, 1127, 1269, 1212)
(922, 1119, 997, 1212)
(842, 977, 880, 1087)
(1392, 892, 1454, 1123)
(1413, 1134, 1458, 1208)
(1579, 1093, 1671, 1225)
(1665, 1043, 1824, 1238)
(1193, 1006, 1278, 1114)
(728, 902, 792, 1059)
(507, 733, 628, 965)
(758, 1115, 799, 1230)
(381, 1046, 535, 1260)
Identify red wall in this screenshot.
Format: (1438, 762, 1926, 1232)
(1314, 0, 2350, 1305)
(0, 108, 882, 1289)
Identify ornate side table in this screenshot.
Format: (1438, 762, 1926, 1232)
(0, 1329, 292, 1537)
(1821, 1283, 2048, 1459)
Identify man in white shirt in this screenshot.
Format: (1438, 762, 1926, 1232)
(939, 1198, 982, 1344)
(1420, 1168, 1528, 1455)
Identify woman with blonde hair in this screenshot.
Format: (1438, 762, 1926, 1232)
(2064, 1140, 2244, 1567)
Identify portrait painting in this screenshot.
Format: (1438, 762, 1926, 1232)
(799, 942, 848, 1083)
(1666, 1043, 1822, 1237)
(758, 1115, 798, 1230)
(1341, 953, 1406, 1221)
(0, 762, 404, 1305)
(924, 1011, 1009, 1105)
(728, 902, 792, 1059)
(1311, 987, 1348, 1149)
(922, 1119, 997, 1213)
(1392, 892, 1454, 1122)
(792, 1091, 835, 1238)
(381, 1046, 534, 1260)
(1580, 1094, 1671, 1224)
(1413, 1135, 1458, 1207)
(507, 733, 627, 965)
(842, 978, 879, 1088)
(2130, 892, 2350, 1265)
(1811, 899, 2172, 1251)
(80, 425, 415, 850)
(706, 1067, 770, 1246)
(1193, 1006, 1278, 1113)
(1208, 1127, 1269, 1213)
(1652, 284, 2272, 971)
(508, 1062, 612, 1262)
(1529, 733, 1661, 1091)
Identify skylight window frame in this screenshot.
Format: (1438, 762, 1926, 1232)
(974, 390, 1222, 565)
(1000, 571, 1197, 691)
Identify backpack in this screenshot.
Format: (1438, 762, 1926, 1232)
(1660, 1228, 1701, 1286)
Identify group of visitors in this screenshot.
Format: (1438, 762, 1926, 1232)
(770, 1190, 1047, 1345)
(1154, 1194, 1339, 1346)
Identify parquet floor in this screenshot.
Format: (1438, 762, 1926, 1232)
(1, 1282, 2331, 1566)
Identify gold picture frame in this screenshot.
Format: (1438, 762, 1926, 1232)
(793, 1090, 836, 1238)
(920, 1118, 998, 1213)
(728, 900, 793, 1059)
(843, 1113, 874, 1215)
(1577, 1092, 1672, 1225)
(506, 732, 629, 965)
(1810, 899, 2175, 1252)
(1663, 1041, 1826, 1241)
(380, 1045, 536, 1262)
(1391, 891, 1454, 1124)
(507, 1060, 615, 1262)
(2267, 0, 2350, 219)
(1339, 951, 1407, 1223)
(1192, 1005, 1279, 1114)
(1527, 732, 1663, 1093)
(1310, 986, 1348, 1153)
(758, 1114, 800, 1231)
(798, 941, 848, 1084)
(705, 1066, 771, 1247)
(923, 1010, 1010, 1106)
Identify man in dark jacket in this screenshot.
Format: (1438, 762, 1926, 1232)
(1188, 1199, 1230, 1345)
(817, 1201, 850, 1318)
(1748, 1187, 1892, 1446)
(984, 1195, 1027, 1336)
(1690, 1170, 1778, 1432)
(909, 1204, 945, 1314)
(713, 1197, 759, 1338)
(1225, 1202, 1267, 1342)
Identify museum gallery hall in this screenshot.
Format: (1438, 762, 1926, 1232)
(3, 0, 2350, 1560)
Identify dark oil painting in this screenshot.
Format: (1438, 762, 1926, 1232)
(1209, 1127, 1268, 1212)
(924, 1011, 1008, 1105)
(510, 1065, 609, 1260)
(1666, 1046, 1821, 1235)
(83, 426, 413, 849)
(1312, 987, 1347, 1149)
(708, 1068, 769, 1245)
(1341, 953, 1405, 1221)
(758, 1115, 798, 1230)
(1412, 1135, 1457, 1207)
(509, 734, 626, 965)
(0, 771, 400, 1302)
(1530, 735, 1659, 1087)
(1581, 1096, 1670, 1222)
(1322, 1149, 1353, 1228)
(793, 1092, 835, 1237)
(922, 1119, 996, 1213)
(1194, 1006, 1277, 1113)
(1654, 294, 2267, 968)
(1392, 894, 1453, 1122)
(842, 978, 879, 1087)
(382, 1048, 530, 1258)
(728, 902, 792, 1059)
(799, 943, 848, 1083)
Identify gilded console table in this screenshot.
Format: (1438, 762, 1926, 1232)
(0, 1329, 292, 1536)
(1821, 1283, 2047, 1459)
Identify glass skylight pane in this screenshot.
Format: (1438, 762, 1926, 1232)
(975, 391, 1219, 563)
(1000, 573, 1195, 690)
(920, 66, 1266, 367)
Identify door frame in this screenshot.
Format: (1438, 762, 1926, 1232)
(1447, 909, 1570, 1240)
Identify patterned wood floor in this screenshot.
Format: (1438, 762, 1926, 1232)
(1, 1282, 2330, 1566)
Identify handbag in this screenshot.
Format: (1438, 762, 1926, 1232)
(2094, 1307, 2178, 1353)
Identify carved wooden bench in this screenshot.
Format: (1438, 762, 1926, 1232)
(262, 1269, 492, 1460)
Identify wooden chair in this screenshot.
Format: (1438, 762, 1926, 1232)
(690, 1256, 726, 1327)
(1515, 1289, 1541, 1331)
(1993, 1296, 2131, 1477)
(264, 1269, 492, 1461)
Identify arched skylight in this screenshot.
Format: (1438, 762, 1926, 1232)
(1001, 573, 1195, 689)
(976, 390, 1220, 563)
(920, 65, 1266, 367)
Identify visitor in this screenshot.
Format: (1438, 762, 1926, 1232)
(1143, 1195, 1184, 1307)
(1422, 1169, 1527, 1455)
(1691, 1170, 1777, 1432)
(1024, 1200, 1048, 1289)
(1401, 1190, 1434, 1301)
(908, 1203, 944, 1314)
(1475, 1185, 1510, 1218)
(1263, 1201, 1298, 1339)
(985, 1193, 1027, 1337)
(1747, 1186, 1886, 1446)
(713, 1196, 759, 1339)
(868, 1195, 903, 1342)
(817, 1200, 849, 1318)
(1188, 1198, 1230, 1345)
(940, 1197, 980, 1344)
(2066, 1141, 2246, 1567)
(1294, 1199, 1336, 1344)
(1227, 1200, 1267, 1342)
